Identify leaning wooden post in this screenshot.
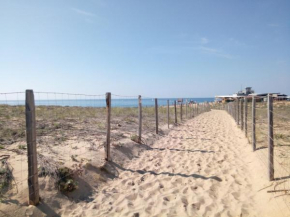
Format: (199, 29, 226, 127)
(268, 94, 274, 181)
(252, 96, 256, 151)
(138, 95, 142, 142)
(244, 97, 248, 137)
(25, 89, 40, 205)
(105, 92, 111, 161)
(155, 98, 158, 134)
(241, 98, 244, 130)
(174, 100, 177, 124)
(167, 100, 169, 129)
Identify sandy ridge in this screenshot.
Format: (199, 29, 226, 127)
(63, 110, 259, 217)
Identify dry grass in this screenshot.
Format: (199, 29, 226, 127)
(224, 100, 290, 180)
(0, 104, 181, 196)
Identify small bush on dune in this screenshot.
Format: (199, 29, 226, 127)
(130, 134, 141, 143)
(56, 167, 78, 192)
(18, 144, 26, 150)
(38, 155, 82, 193)
(0, 156, 13, 199)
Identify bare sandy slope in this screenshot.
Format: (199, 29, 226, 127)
(57, 110, 289, 217)
(2, 110, 290, 217)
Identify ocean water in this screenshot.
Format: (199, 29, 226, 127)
(0, 98, 214, 108)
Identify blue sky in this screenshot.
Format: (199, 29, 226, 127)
(0, 0, 289, 97)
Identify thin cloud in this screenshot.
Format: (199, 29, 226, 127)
(199, 46, 234, 59)
(71, 8, 96, 17)
(268, 23, 284, 27)
(201, 37, 209, 44)
(147, 46, 181, 55)
(229, 38, 247, 47)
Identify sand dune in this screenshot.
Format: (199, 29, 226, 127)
(56, 110, 280, 217)
(2, 110, 290, 217)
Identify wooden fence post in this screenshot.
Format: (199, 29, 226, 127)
(235, 100, 237, 123)
(138, 95, 142, 141)
(167, 100, 169, 129)
(268, 94, 274, 181)
(155, 98, 158, 134)
(186, 101, 188, 119)
(174, 100, 177, 124)
(237, 99, 240, 125)
(252, 96, 256, 151)
(232, 102, 234, 118)
(244, 97, 248, 137)
(180, 102, 183, 121)
(241, 98, 244, 130)
(25, 89, 40, 205)
(105, 92, 111, 161)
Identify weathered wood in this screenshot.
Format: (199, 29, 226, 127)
(167, 100, 169, 129)
(267, 189, 290, 193)
(174, 100, 177, 124)
(232, 102, 234, 118)
(138, 95, 142, 141)
(234, 100, 237, 123)
(105, 92, 111, 161)
(268, 94, 274, 181)
(155, 98, 158, 134)
(25, 89, 39, 205)
(244, 97, 248, 137)
(185, 101, 188, 119)
(180, 102, 183, 121)
(252, 96, 256, 151)
(241, 99, 244, 130)
(237, 99, 240, 125)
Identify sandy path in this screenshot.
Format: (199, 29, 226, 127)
(64, 110, 261, 217)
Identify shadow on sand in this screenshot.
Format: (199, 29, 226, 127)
(103, 161, 222, 182)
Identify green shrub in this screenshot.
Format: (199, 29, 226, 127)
(130, 134, 141, 143)
(56, 167, 78, 192)
(18, 144, 26, 150)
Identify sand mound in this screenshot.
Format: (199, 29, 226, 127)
(1, 110, 289, 217)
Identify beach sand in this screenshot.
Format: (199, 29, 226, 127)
(1, 110, 290, 216)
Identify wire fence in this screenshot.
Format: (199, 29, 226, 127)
(3, 91, 289, 214)
(220, 96, 290, 214)
(0, 90, 210, 209)
(0, 92, 27, 204)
